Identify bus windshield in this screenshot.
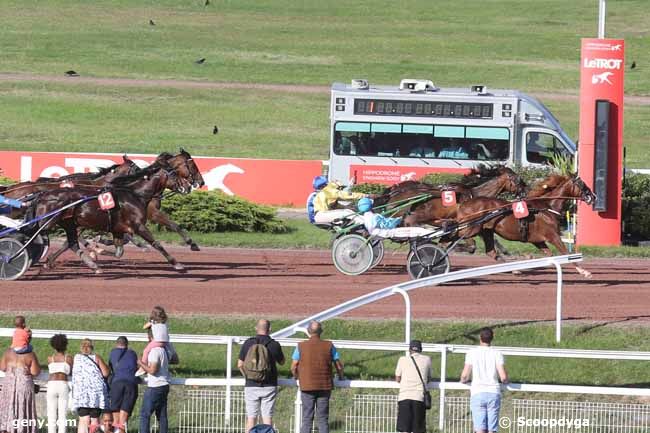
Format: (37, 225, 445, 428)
(334, 122, 510, 161)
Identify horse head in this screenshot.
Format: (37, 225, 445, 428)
(565, 175, 596, 205)
(168, 149, 205, 189)
(496, 166, 526, 197)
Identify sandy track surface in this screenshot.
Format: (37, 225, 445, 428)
(4, 245, 650, 324)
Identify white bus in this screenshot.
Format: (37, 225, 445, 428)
(328, 79, 576, 185)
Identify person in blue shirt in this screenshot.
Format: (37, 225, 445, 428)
(0, 193, 24, 210)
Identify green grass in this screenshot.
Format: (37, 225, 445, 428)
(1, 0, 648, 94)
(1, 81, 650, 167)
(151, 218, 650, 257)
(2, 313, 650, 387)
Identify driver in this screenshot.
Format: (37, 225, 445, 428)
(0, 193, 25, 228)
(358, 197, 433, 239)
(308, 175, 366, 225)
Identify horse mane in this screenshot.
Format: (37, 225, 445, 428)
(459, 164, 504, 187)
(109, 161, 165, 186)
(527, 174, 570, 197)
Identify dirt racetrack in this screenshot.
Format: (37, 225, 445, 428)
(3, 245, 650, 323)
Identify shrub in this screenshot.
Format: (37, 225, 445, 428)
(420, 172, 464, 186)
(623, 173, 650, 241)
(160, 190, 289, 234)
(350, 183, 387, 195)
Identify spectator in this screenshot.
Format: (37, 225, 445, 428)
(108, 337, 139, 433)
(99, 412, 118, 433)
(138, 329, 179, 433)
(291, 321, 344, 433)
(0, 342, 41, 433)
(72, 338, 109, 433)
(238, 319, 286, 433)
(460, 327, 508, 433)
(11, 315, 33, 354)
(47, 334, 74, 433)
(395, 340, 432, 433)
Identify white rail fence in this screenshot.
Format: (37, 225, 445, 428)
(2, 328, 650, 432)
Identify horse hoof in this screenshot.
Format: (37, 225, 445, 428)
(174, 263, 186, 272)
(190, 244, 200, 252)
(582, 271, 593, 279)
(512, 270, 522, 276)
(94, 269, 103, 275)
(89, 251, 98, 261)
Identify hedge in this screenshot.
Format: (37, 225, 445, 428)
(160, 190, 289, 234)
(623, 173, 650, 241)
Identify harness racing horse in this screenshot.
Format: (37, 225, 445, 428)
(454, 174, 596, 277)
(0, 156, 140, 219)
(28, 161, 191, 273)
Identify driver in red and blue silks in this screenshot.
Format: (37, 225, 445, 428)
(0, 194, 24, 213)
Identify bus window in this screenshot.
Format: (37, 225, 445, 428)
(526, 132, 569, 164)
(333, 122, 509, 161)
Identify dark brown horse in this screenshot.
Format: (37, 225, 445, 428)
(454, 174, 596, 277)
(0, 156, 140, 219)
(29, 161, 190, 273)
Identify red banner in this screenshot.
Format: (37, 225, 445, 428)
(577, 39, 625, 246)
(350, 165, 467, 185)
(0, 151, 322, 207)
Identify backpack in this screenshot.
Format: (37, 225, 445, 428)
(249, 424, 275, 433)
(243, 338, 272, 382)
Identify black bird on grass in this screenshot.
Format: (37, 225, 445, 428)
(631, 61, 637, 70)
(195, 58, 206, 64)
(213, 125, 219, 135)
(65, 70, 79, 77)
(149, 19, 156, 26)
(205, 0, 210, 5)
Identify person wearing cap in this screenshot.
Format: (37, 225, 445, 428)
(394, 340, 432, 433)
(460, 327, 508, 433)
(357, 198, 432, 239)
(308, 175, 365, 226)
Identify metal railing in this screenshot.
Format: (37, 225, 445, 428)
(3, 327, 650, 432)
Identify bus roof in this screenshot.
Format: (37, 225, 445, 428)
(332, 81, 525, 99)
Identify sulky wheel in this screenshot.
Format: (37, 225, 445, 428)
(406, 243, 450, 280)
(370, 239, 385, 269)
(0, 237, 31, 281)
(331, 234, 374, 276)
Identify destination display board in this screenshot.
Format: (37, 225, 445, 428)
(354, 99, 493, 119)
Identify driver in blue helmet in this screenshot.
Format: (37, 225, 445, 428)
(358, 197, 432, 239)
(307, 175, 365, 225)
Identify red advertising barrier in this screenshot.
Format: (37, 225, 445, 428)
(0, 151, 323, 207)
(350, 165, 467, 184)
(577, 39, 625, 246)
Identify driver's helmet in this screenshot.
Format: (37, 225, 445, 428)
(312, 175, 328, 191)
(357, 197, 373, 213)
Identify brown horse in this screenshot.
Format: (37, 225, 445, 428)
(454, 174, 596, 277)
(374, 165, 526, 226)
(0, 156, 140, 219)
(29, 161, 190, 273)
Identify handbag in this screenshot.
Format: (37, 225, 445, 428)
(411, 356, 432, 410)
(85, 354, 109, 390)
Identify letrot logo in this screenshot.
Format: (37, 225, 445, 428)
(583, 58, 623, 70)
(591, 72, 614, 85)
(400, 171, 416, 181)
(202, 163, 245, 196)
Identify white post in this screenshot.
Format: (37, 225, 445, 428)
(438, 347, 447, 431)
(394, 288, 411, 346)
(598, 0, 606, 38)
(225, 337, 233, 425)
(294, 389, 302, 433)
(554, 262, 563, 342)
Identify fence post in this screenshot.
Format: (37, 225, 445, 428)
(393, 288, 411, 346)
(225, 337, 233, 425)
(439, 346, 447, 432)
(554, 261, 563, 342)
(294, 388, 302, 433)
